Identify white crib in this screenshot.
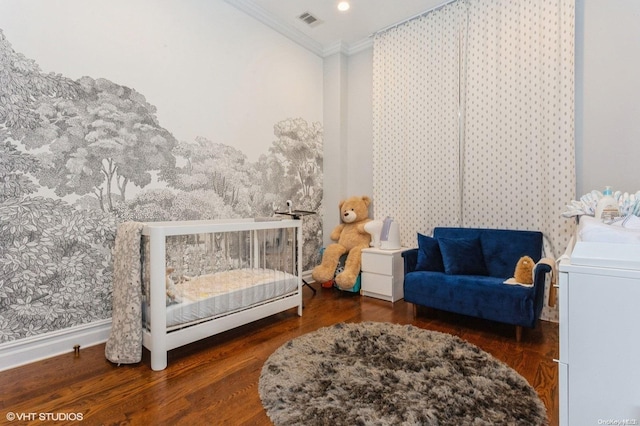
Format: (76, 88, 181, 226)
(141, 218, 302, 371)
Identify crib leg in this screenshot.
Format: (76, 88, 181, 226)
(151, 350, 168, 371)
(149, 226, 168, 371)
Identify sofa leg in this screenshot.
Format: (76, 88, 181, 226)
(515, 325, 523, 342)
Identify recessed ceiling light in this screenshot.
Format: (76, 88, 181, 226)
(337, 1, 350, 12)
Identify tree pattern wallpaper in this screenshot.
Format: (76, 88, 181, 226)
(0, 28, 323, 343)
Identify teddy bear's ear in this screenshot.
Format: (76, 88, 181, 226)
(361, 196, 372, 207)
(338, 199, 346, 210)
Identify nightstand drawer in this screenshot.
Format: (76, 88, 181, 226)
(361, 272, 394, 296)
(361, 252, 394, 275)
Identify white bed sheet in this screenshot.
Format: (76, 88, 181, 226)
(144, 268, 299, 329)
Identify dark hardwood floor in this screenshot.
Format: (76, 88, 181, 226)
(1, 285, 559, 425)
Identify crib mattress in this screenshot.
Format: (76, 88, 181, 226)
(144, 268, 299, 329)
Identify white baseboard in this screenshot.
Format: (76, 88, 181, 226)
(0, 319, 112, 372)
(302, 270, 313, 283)
(0, 272, 315, 372)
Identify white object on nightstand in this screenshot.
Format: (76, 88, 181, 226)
(364, 220, 383, 248)
(380, 217, 401, 250)
(360, 247, 406, 302)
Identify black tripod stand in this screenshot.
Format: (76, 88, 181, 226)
(275, 209, 317, 294)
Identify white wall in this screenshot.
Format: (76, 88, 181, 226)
(322, 52, 349, 244)
(0, 0, 323, 162)
(321, 47, 375, 244)
(346, 48, 375, 209)
(575, 0, 640, 196)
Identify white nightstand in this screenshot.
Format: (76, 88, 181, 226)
(360, 247, 407, 302)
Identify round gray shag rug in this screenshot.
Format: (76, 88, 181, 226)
(259, 322, 548, 426)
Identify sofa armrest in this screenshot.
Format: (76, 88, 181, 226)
(532, 263, 552, 319)
(402, 248, 418, 274)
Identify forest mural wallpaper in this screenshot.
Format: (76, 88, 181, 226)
(0, 1, 323, 344)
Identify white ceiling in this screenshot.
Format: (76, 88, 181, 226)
(224, 0, 445, 57)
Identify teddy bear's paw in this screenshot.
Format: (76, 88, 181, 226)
(312, 266, 334, 284)
(335, 272, 356, 289)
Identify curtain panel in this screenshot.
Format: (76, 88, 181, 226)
(372, 2, 468, 246)
(372, 0, 575, 322)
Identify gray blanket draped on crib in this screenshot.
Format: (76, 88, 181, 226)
(105, 221, 145, 365)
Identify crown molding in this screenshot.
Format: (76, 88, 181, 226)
(323, 41, 349, 57)
(322, 38, 373, 57)
(224, 0, 325, 57)
(346, 37, 374, 56)
(224, 0, 373, 58)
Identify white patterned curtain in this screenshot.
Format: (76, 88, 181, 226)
(461, 0, 575, 321)
(373, 2, 468, 245)
(372, 0, 575, 321)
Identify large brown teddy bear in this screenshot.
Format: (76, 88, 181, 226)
(312, 196, 372, 289)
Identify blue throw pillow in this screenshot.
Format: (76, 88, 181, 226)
(438, 237, 488, 276)
(416, 233, 444, 272)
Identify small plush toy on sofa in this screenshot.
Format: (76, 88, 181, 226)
(312, 195, 372, 290)
(514, 256, 535, 285)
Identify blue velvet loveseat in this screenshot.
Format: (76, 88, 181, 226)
(402, 227, 551, 341)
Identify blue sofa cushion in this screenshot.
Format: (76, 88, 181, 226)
(415, 233, 444, 272)
(433, 228, 543, 278)
(438, 237, 488, 276)
(403, 271, 537, 327)
(479, 230, 543, 278)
